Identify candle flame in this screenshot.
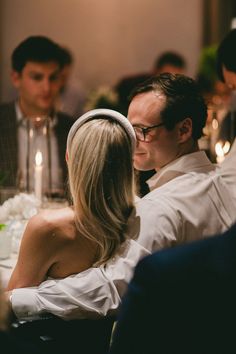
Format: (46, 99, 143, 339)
(35, 150, 43, 166)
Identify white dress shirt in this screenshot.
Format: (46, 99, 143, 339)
(11, 150, 236, 320)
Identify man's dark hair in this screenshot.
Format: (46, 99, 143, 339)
(11, 35, 64, 72)
(60, 46, 73, 67)
(154, 51, 186, 71)
(216, 29, 236, 82)
(130, 73, 207, 141)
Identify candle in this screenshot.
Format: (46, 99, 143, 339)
(34, 150, 43, 201)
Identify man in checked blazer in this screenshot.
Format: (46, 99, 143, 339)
(0, 36, 73, 197)
(110, 222, 236, 354)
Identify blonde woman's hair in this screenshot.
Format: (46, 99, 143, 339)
(67, 117, 135, 266)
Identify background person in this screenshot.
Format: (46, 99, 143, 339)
(215, 29, 236, 147)
(215, 28, 236, 200)
(196, 44, 231, 161)
(0, 36, 73, 197)
(115, 50, 187, 116)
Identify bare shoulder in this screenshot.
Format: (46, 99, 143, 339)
(26, 207, 75, 241)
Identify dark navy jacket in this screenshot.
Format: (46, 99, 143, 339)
(110, 223, 236, 354)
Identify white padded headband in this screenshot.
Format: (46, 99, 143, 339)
(67, 108, 136, 152)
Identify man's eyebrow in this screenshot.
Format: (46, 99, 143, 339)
(28, 69, 60, 76)
(28, 70, 42, 74)
(50, 70, 60, 75)
(29, 71, 44, 76)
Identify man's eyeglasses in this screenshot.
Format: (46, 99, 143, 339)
(132, 122, 165, 142)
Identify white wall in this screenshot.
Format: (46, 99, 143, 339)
(0, 0, 203, 101)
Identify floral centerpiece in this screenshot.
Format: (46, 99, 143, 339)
(0, 193, 40, 253)
(84, 86, 120, 112)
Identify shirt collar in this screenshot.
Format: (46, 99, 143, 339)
(15, 101, 58, 128)
(15, 101, 24, 121)
(147, 151, 215, 190)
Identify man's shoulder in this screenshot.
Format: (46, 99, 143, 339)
(56, 110, 73, 120)
(0, 102, 16, 125)
(0, 101, 16, 114)
(115, 72, 151, 98)
(117, 72, 150, 87)
(136, 171, 213, 216)
(56, 111, 74, 128)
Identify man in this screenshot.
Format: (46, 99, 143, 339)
(110, 222, 236, 354)
(0, 284, 40, 354)
(0, 36, 73, 196)
(8, 73, 236, 321)
(216, 28, 236, 90)
(115, 51, 187, 196)
(216, 28, 236, 199)
(110, 37, 236, 353)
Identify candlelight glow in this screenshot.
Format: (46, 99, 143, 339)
(215, 141, 230, 163)
(29, 128, 34, 138)
(212, 118, 219, 130)
(35, 150, 43, 166)
(215, 141, 230, 156)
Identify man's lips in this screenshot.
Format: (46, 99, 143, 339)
(40, 95, 53, 101)
(134, 151, 146, 156)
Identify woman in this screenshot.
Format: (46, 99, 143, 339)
(7, 109, 136, 289)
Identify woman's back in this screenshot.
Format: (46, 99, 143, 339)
(8, 207, 97, 289)
(41, 207, 97, 278)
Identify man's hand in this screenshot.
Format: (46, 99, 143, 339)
(4, 290, 17, 323)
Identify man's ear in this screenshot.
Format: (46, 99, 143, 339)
(178, 118, 193, 142)
(11, 71, 21, 88)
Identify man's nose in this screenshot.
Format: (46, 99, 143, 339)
(135, 138, 141, 147)
(134, 139, 141, 153)
(42, 79, 51, 92)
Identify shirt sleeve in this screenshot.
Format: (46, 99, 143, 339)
(11, 197, 179, 321)
(11, 240, 150, 320)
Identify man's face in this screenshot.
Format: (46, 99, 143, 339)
(11, 61, 61, 116)
(158, 64, 185, 75)
(128, 91, 181, 171)
(222, 65, 236, 91)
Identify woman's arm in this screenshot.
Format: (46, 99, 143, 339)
(7, 213, 57, 290)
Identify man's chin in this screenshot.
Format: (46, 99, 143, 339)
(38, 99, 54, 112)
(133, 162, 154, 172)
(37, 106, 53, 116)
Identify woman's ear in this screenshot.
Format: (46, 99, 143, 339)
(178, 118, 192, 142)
